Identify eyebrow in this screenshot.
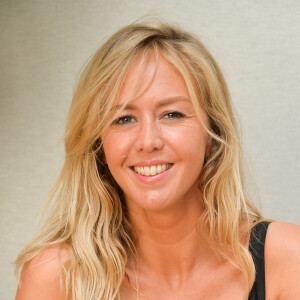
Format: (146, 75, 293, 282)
(111, 96, 190, 111)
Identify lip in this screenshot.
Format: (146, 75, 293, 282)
(130, 160, 172, 167)
(130, 163, 174, 183)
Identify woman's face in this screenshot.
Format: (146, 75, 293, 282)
(102, 53, 209, 212)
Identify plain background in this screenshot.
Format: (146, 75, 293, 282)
(1, 0, 299, 298)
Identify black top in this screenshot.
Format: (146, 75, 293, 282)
(248, 221, 271, 300)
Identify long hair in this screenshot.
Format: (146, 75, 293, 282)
(15, 21, 263, 299)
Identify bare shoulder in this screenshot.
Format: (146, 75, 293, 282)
(265, 222, 300, 299)
(15, 243, 71, 300)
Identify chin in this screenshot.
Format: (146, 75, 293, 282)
(125, 192, 182, 213)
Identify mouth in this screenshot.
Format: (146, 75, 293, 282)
(130, 163, 173, 177)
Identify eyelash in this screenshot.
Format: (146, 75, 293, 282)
(163, 111, 185, 119)
(112, 111, 185, 125)
(112, 115, 135, 125)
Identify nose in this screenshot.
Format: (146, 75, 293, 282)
(134, 118, 164, 152)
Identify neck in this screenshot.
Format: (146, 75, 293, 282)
(126, 199, 218, 287)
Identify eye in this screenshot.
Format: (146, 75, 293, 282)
(162, 111, 185, 119)
(112, 115, 135, 125)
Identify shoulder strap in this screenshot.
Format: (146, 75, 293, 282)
(248, 221, 271, 300)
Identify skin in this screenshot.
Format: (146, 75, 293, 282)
(102, 54, 210, 215)
(15, 53, 300, 300)
(15, 244, 71, 300)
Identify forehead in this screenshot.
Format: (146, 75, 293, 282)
(116, 51, 190, 105)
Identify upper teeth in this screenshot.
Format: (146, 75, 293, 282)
(133, 164, 172, 176)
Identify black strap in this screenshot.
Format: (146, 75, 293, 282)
(248, 221, 271, 300)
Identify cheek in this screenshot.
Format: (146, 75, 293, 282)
(102, 134, 131, 168)
(181, 138, 206, 163)
(169, 125, 207, 156)
(180, 132, 207, 174)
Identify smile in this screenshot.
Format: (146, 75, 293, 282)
(132, 163, 173, 176)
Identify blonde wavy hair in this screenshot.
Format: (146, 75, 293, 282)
(15, 21, 263, 299)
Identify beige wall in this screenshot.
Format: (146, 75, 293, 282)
(1, 0, 299, 298)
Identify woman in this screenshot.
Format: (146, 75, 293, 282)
(15, 21, 300, 300)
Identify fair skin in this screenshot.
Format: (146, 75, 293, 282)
(16, 53, 300, 300)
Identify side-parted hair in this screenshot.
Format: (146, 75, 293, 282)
(15, 21, 263, 299)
